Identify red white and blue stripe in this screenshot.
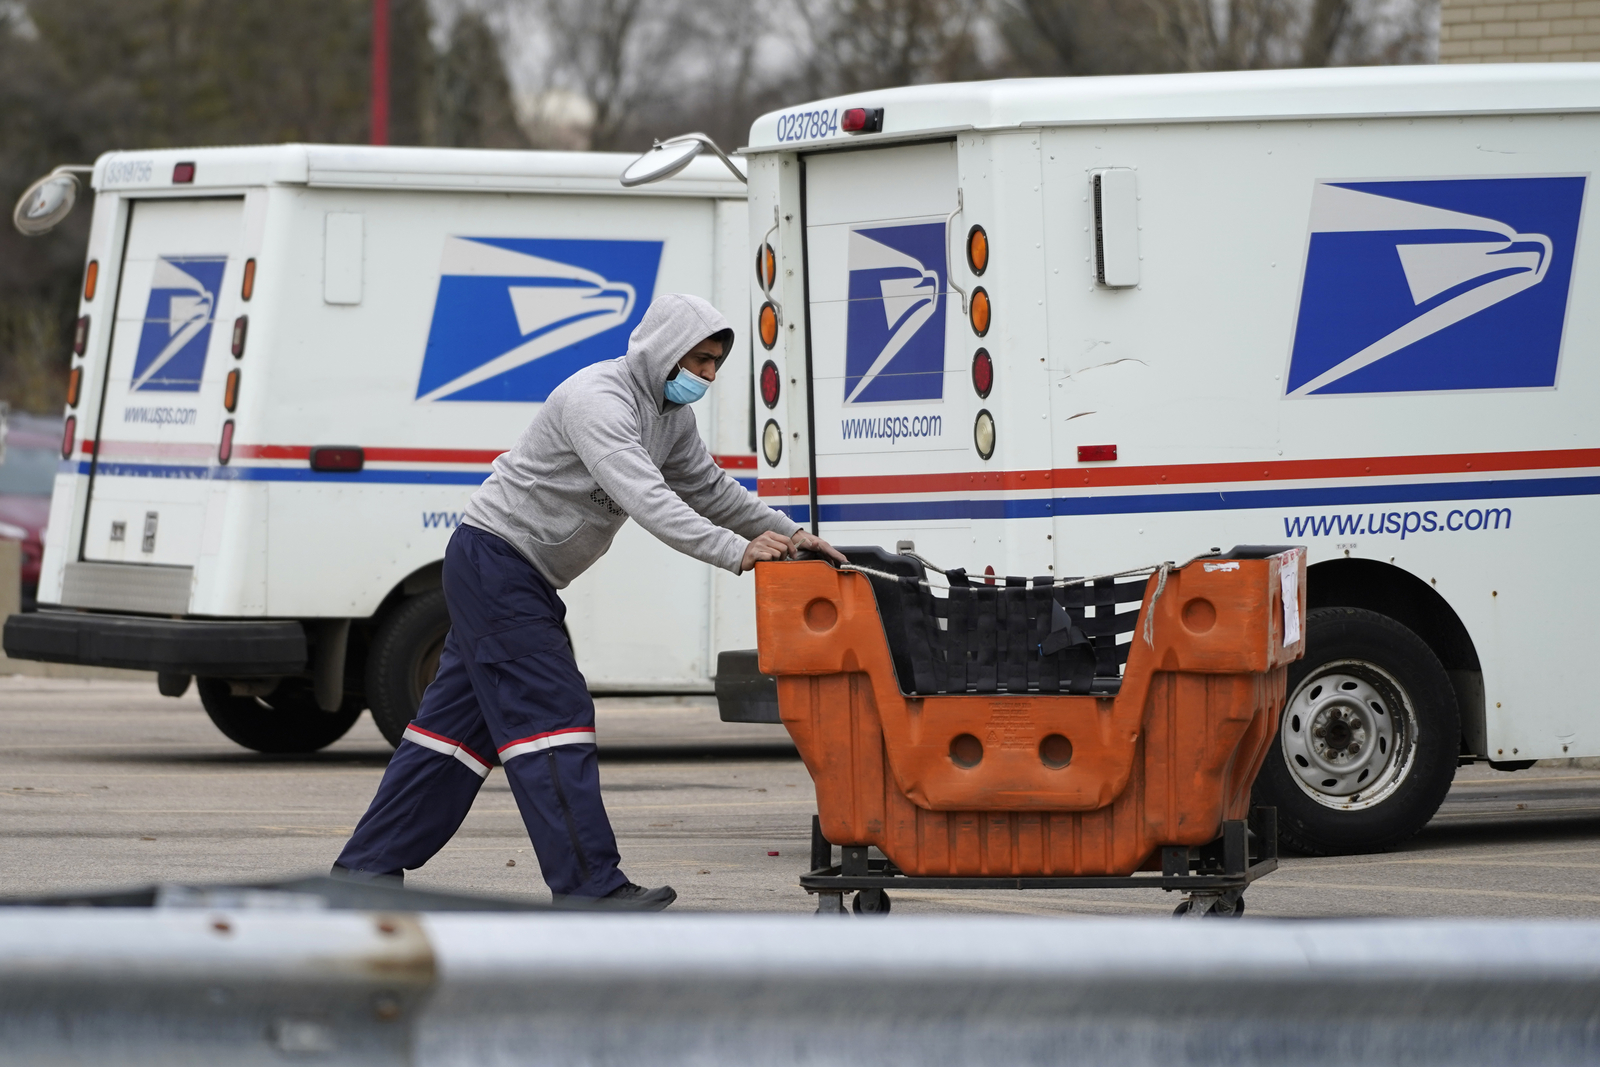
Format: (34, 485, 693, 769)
(67, 441, 759, 491)
(758, 448, 1600, 524)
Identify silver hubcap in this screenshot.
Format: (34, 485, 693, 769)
(1280, 660, 1417, 811)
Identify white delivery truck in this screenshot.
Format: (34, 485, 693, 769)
(4, 145, 757, 753)
(664, 64, 1600, 855)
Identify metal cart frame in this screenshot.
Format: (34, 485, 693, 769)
(801, 806, 1280, 918)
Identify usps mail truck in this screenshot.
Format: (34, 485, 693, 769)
(4, 145, 756, 753)
(713, 64, 1600, 854)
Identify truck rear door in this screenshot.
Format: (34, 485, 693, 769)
(80, 197, 245, 589)
(800, 142, 973, 557)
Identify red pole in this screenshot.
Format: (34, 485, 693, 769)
(369, 0, 390, 145)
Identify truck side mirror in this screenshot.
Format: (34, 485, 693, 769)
(620, 133, 746, 188)
(12, 167, 90, 236)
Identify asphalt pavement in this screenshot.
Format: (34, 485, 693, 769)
(2, 675, 1597, 917)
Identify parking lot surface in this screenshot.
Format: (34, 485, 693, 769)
(2, 675, 1598, 918)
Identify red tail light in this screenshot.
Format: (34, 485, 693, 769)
(841, 107, 883, 134)
(1077, 444, 1118, 462)
(72, 315, 89, 355)
(218, 420, 234, 464)
(971, 348, 993, 398)
(759, 360, 781, 408)
(310, 446, 364, 472)
(172, 162, 195, 184)
(231, 315, 248, 358)
(61, 416, 75, 460)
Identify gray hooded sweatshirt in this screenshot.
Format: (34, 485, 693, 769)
(463, 293, 800, 589)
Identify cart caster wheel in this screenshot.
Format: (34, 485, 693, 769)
(1174, 892, 1244, 918)
(852, 889, 891, 915)
(814, 892, 847, 915)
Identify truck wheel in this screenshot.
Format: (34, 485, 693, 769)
(197, 678, 362, 754)
(366, 589, 449, 748)
(1251, 607, 1459, 856)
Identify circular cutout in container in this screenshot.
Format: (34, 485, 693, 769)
(803, 598, 838, 632)
(950, 733, 983, 768)
(1182, 598, 1217, 633)
(1039, 733, 1074, 769)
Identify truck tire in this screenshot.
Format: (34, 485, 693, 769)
(1251, 606, 1460, 856)
(197, 678, 362, 754)
(366, 589, 450, 747)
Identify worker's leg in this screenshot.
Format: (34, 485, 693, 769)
(449, 525, 627, 899)
(334, 629, 496, 878)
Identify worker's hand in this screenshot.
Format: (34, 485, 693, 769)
(791, 530, 847, 564)
(741, 530, 793, 573)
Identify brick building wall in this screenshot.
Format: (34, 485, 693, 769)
(1440, 0, 1600, 62)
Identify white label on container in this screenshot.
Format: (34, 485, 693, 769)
(1203, 561, 1239, 572)
(1281, 556, 1301, 646)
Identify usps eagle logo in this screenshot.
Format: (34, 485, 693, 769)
(844, 222, 948, 404)
(415, 237, 662, 402)
(1286, 176, 1586, 396)
(131, 256, 226, 392)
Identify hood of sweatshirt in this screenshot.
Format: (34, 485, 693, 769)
(623, 293, 734, 413)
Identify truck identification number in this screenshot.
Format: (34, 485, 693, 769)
(775, 108, 839, 143)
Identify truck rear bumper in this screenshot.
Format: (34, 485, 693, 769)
(715, 649, 780, 724)
(3, 611, 307, 676)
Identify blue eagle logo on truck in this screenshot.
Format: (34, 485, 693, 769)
(131, 256, 226, 392)
(1287, 176, 1586, 396)
(415, 236, 662, 403)
(844, 222, 948, 404)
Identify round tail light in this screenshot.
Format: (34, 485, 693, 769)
(755, 243, 776, 290)
(974, 409, 995, 460)
(762, 419, 784, 467)
(970, 287, 990, 336)
(971, 348, 993, 398)
(759, 360, 781, 408)
(966, 225, 988, 275)
(758, 302, 779, 349)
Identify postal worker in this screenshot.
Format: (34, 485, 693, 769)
(333, 293, 844, 909)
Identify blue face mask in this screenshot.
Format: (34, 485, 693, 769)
(664, 369, 712, 405)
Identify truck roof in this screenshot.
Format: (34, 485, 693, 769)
(91, 144, 747, 199)
(745, 62, 1600, 152)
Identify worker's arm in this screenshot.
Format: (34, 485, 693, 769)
(658, 430, 798, 540)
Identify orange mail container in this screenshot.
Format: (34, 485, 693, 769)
(755, 548, 1307, 878)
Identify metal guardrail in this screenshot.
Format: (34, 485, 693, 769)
(1, 903, 1598, 1064)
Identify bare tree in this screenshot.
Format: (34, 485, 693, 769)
(434, 10, 529, 148)
(793, 0, 985, 97)
(998, 0, 1430, 75)
(1300, 0, 1353, 66)
(522, 0, 653, 150)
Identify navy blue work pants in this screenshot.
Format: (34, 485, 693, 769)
(336, 523, 627, 899)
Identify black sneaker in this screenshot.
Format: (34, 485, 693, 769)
(554, 882, 677, 911)
(329, 863, 404, 886)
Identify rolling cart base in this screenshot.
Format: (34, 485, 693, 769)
(801, 807, 1279, 918)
